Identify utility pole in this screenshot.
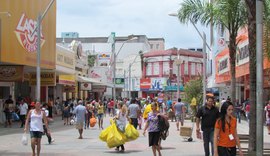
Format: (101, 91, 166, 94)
(256, 0, 263, 155)
(128, 64, 131, 99)
(110, 32, 116, 102)
(34, 0, 55, 102)
(203, 33, 207, 105)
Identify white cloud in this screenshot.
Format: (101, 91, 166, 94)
(57, 0, 210, 49)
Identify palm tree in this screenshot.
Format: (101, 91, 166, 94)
(244, 0, 270, 153)
(243, 0, 256, 153)
(177, 0, 247, 109)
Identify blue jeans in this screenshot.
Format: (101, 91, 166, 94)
(203, 128, 214, 156)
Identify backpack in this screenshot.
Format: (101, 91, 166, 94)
(158, 114, 170, 140)
(267, 105, 270, 118)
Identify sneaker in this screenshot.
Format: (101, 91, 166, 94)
(50, 138, 55, 144)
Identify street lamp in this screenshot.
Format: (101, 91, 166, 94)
(108, 34, 137, 101)
(128, 53, 140, 99)
(31, 0, 55, 102)
(174, 52, 182, 100)
(169, 13, 209, 105)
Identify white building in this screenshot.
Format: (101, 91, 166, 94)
(56, 34, 164, 99)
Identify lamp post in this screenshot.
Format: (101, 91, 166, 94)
(169, 13, 209, 105)
(128, 53, 140, 99)
(174, 52, 181, 100)
(256, 0, 263, 155)
(108, 34, 137, 101)
(31, 0, 55, 102)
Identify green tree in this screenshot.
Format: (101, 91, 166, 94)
(88, 55, 97, 67)
(177, 0, 247, 108)
(183, 77, 203, 120)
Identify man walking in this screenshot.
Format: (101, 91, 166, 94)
(128, 98, 140, 129)
(196, 96, 219, 156)
(18, 99, 28, 128)
(74, 100, 86, 139)
(174, 98, 185, 131)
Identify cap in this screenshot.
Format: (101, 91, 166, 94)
(30, 102, 35, 107)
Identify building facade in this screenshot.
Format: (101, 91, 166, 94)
(141, 48, 203, 101)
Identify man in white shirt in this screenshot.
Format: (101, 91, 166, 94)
(18, 99, 28, 128)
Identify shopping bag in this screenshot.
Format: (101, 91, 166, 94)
(12, 112, 20, 121)
(106, 122, 126, 148)
(21, 133, 28, 146)
(90, 115, 97, 127)
(99, 125, 112, 142)
(115, 119, 125, 133)
(125, 123, 139, 141)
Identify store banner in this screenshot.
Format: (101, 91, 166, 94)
(150, 78, 166, 91)
(140, 78, 151, 90)
(58, 75, 75, 85)
(0, 65, 24, 82)
(56, 46, 75, 69)
(30, 72, 56, 86)
(97, 53, 111, 66)
(64, 86, 76, 92)
(92, 86, 106, 92)
(1, 0, 56, 69)
(80, 83, 92, 90)
(115, 78, 124, 85)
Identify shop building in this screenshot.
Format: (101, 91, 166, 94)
(0, 0, 56, 123)
(141, 48, 203, 101)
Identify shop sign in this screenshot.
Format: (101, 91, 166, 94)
(30, 72, 56, 86)
(63, 86, 75, 92)
(164, 85, 184, 92)
(236, 44, 249, 66)
(80, 83, 91, 90)
(97, 53, 111, 66)
(15, 13, 45, 53)
(1, 0, 56, 69)
(56, 46, 75, 69)
(140, 78, 151, 91)
(115, 78, 124, 85)
(150, 78, 166, 91)
(58, 75, 75, 85)
(218, 57, 229, 74)
(92, 86, 106, 92)
(0, 65, 24, 82)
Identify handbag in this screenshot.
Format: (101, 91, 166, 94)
(21, 133, 28, 146)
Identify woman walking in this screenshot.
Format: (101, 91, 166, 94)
(24, 101, 49, 156)
(114, 102, 128, 152)
(214, 101, 243, 156)
(143, 102, 162, 156)
(97, 102, 104, 130)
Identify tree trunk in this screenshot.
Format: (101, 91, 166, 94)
(229, 35, 237, 105)
(245, 0, 256, 153)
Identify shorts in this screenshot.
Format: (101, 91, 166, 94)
(266, 118, 270, 126)
(76, 122, 84, 129)
(30, 131, 43, 138)
(97, 113, 104, 119)
(148, 131, 160, 146)
(175, 114, 184, 123)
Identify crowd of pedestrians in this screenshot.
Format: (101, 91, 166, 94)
(3, 93, 270, 156)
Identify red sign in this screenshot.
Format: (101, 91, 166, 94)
(140, 78, 151, 89)
(14, 13, 45, 52)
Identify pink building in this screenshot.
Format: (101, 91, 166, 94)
(141, 48, 204, 99)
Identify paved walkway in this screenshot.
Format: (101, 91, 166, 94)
(0, 115, 269, 156)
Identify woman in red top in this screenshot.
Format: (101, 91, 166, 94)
(214, 101, 243, 156)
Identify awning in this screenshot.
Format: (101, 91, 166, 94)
(77, 76, 101, 84)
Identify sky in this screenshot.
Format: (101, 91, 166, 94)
(56, 0, 210, 50)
